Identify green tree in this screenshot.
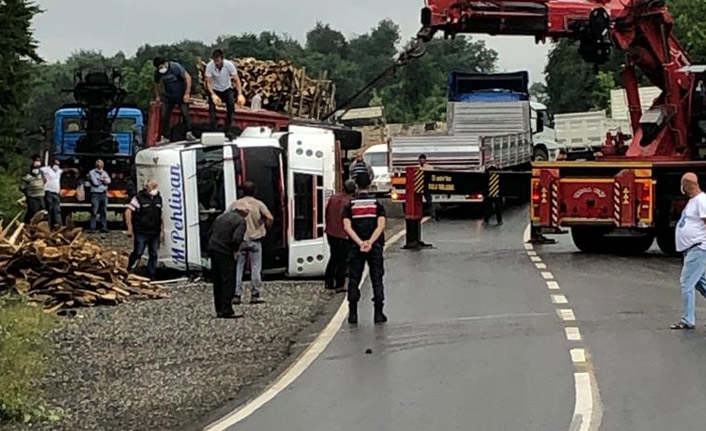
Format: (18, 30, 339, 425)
(306, 22, 348, 57)
(530, 82, 549, 106)
(0, 0, 42, 162)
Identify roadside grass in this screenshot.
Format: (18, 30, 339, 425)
(0, 297, 61, 423)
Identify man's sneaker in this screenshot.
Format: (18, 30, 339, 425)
(232, 296, 242, 305)
(185, 131, 197, 141)
(217, 310, 244, 319)
(348, 302, 358, 324)
(250, 293, 265, 305)
(157, 136, 170, 145)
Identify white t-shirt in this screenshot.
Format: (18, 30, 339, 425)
(40, 166, 62, 194)
(205, 60, 237, 92)
(676, 192, 706, 252)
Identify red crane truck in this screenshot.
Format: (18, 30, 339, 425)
(417, 0, 706, 254)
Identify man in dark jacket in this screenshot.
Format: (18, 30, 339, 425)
(208, 206, 248, 319)
(126, 179, 164, 279)
(324, 179, 356, 292)
(153, 56, 195, 143)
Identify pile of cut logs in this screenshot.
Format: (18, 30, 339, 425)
(0, 213, 169, 312)
(197, 57, 336, 120)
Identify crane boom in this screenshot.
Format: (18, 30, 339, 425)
(419, 0, 701, 160)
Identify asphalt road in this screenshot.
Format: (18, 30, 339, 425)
(217, 206, 576, 431)
(208, 205, 703, 431)
(538, 228, 706, 430)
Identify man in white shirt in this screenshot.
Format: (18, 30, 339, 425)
(41, 158, 63, 228)
(205, 49, 245, 136)
(672, 172, 706, 330)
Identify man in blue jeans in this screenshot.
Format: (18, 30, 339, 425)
(232, 181, 274, 305)
(672, 172, 706, 330)
(88, 159, 111, 232)
(126, 179, 164, 279)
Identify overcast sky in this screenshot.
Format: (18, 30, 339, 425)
(33, 0, 550, 83)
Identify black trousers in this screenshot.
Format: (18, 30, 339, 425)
(208, 88, 236, 133)
(25, 196, 45, 223)
(210, 252, 237, 315)
(161, 99, 192, 140)
(325, 235, 348, 289)
(483, 197, 503, 224)
(348, 242, 385, 304)
(44, 191, 62, 227)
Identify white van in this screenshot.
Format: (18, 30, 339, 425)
(363, 144, 391, 195)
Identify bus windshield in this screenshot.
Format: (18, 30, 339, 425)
(364, 152, 388, 167)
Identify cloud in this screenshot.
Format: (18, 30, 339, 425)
(33, 0, 548, 82)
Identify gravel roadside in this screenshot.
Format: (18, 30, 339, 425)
(3, 218, 404, 431)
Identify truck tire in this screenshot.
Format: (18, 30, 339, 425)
(571, 227, 610, 253)
(656, 224, 677, 256)
(533, 147, 549, 162)
(621, 233, 655, 255)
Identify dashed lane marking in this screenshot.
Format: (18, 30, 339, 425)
(523, 224, 602, 431)
(204, 220, 427, 431)
(551, 294, 569, 304)
(565, 327, 582, 341)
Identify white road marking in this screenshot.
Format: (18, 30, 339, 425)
(551, 294, 569, 304)
(572, 372, 598, 431)
(558, 309, 576, 321)
(447, 312, 554, 323)
(527, 251, 538, 256)
(524, 243, 534, 250)
(203, 221, 421, 431)
(541, 271, 554, 280)
(565, 327, 582, 341)
(531, 256, 542, 262)
(535, 263, 547, 269)
(546, 281, 560, 290)
(570, 348, 587, 364)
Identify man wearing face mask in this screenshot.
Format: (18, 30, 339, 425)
(40, 158, 63, 228)
(153, 56, 195, 144)
(126, 179, 164, 280)
(671, 173, 706, 330)
(20, 160, 46, 223)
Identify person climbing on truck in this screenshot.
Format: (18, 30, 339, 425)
(153, 56, 195, 143)
(205, 49, 246, 136)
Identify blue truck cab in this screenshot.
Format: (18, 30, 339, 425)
(53, 107, 144, 156)
(53, 107, 144, 215)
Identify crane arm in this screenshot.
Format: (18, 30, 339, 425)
(419, 0, 698, 159)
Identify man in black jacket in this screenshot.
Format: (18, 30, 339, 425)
(208, 206, 248, 319)
(126, 179, 164, 279)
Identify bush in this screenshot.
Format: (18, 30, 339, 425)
(0, 298, 59, 423)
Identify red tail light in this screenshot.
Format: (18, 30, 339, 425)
(637, 180, 653, 223)
(532, 180, 541, 205)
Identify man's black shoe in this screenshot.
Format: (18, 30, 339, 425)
(336, 287, 347, 294)
(374, 303, 387, 324)
(217, 310, 244, 319)
(250, 293, 265, 304)
(348, 302, 358, 324)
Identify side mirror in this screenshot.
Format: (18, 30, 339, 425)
(536, 116, 545, 134)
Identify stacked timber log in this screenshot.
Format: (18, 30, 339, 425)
(0, 213, 169, 312)
(197, 57, 336, 120)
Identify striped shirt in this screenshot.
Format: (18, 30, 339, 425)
(350, 160, 373, 180)
(343, 193, 386, 245)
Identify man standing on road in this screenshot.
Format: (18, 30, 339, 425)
(672, 172, 706, 329)
(232, 181, 274, 305)
(324, 179, 356, 292)
(40, 158, 63, 228)
(88, 159, 111, 232)
(208, 206, 248, 319)
(671, 173, 706, 330)
(153, 57, 195, 143)
(205, 49, 245, 136)
(344, 173, 387, 324)
(126, 179, 164, 280)
(418, 154, 438, 221)
(20, 159, 45, 223)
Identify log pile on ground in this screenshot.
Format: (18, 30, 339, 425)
(0, 213, 169, 312)
(197, 57, 336, 120)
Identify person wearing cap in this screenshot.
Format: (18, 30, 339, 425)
(40, 158, 63, 228)
(324, 179, 357, 292)
(343, 172, 388, 325)
(205, 49, 245, 136)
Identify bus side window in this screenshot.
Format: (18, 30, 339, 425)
(293, 173, 323, 241)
